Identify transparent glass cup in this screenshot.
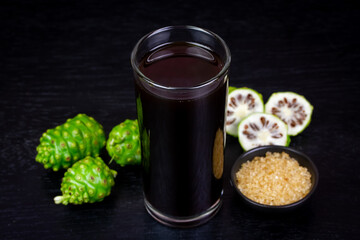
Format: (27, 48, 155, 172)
(131, 26, 231, 227)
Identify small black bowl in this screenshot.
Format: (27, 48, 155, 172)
(230, 146, 319, 212)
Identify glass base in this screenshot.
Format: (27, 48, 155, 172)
(144, 194, 223, 228)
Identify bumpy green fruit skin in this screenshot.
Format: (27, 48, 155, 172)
(106, 119, 141, 167)
(54, 156, 117, 205)
(35, 114, 106, 171)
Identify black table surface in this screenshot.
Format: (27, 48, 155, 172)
(1, 0, 359, 239)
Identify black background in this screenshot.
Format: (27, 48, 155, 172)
(1, 0, 359, 239)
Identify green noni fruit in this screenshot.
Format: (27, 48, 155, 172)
(54, 156, 117, 205)
(35, 114, 106, 171)
(238, 113, 290, 151)
(106, 119, 141, 167)
(265, 92, 313, 136)
(226, 87, 264, 137)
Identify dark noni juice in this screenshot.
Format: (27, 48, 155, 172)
(134, 42, 228, 217)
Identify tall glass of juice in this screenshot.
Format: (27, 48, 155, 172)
(131, 26, 231, 227)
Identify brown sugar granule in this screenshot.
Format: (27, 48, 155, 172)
(236, 152, 311, 206)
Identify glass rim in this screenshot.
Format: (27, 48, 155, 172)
(130, 25, 231, 91)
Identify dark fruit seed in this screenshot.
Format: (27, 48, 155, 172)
(226, 119, 235, 125)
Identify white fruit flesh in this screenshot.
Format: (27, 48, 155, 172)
(226, 88, 264, 137)
(265, 92, 313, 136)
(238, 113, 288, 151)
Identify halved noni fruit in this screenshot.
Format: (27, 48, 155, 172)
(226, 87, 264, 137)
(265, 92, 313, 136)
(238, 113, 290, 151)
